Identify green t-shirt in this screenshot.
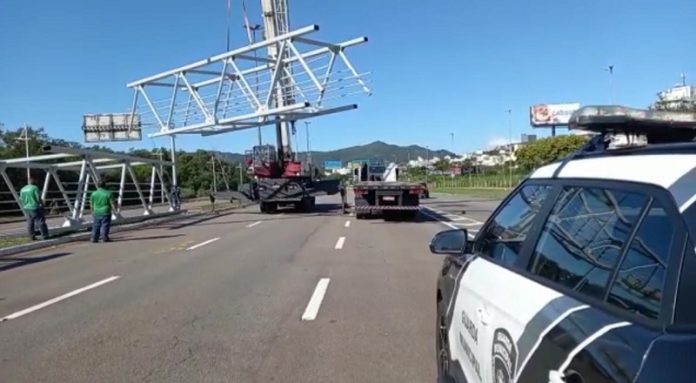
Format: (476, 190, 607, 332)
(90, 187, 113, 217)
(19, 184, 41, 210)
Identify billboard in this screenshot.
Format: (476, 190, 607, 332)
(530, 103, 581, 127)
(323, 160, 343, 170)
(83, 113, 142, 143)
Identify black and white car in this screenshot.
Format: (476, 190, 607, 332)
(432, 106, 696, 383)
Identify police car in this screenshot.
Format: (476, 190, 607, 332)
(431, 106, 696, 383)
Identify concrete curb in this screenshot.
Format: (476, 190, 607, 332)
(0, 212, 187, 257)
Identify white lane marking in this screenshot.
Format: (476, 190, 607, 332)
(344, 221, 351, 228)
(246, 221, 262, 228)
(335, 236, 346, 249)
(186, 237, 220, 251)
(1, 276, 121, 322)
(301, 278, 331, 321)
(557, 321, 632, 373)
(421, 206, 479, 238)
(516, 305, 590, 379)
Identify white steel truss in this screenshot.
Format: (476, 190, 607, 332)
(126, 25, 370, 138)
(0, 146, 174, 228)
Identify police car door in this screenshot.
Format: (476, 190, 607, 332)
(448, 183, 553, 383)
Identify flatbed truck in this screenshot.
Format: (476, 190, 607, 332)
(352, 162, 422, 220)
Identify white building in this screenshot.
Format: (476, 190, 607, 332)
(655, 83, 696, 110)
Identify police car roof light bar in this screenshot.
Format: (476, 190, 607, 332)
(551, 105, 696, 178)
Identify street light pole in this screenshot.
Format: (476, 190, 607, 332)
(606, 65, 615, 105)
(425, 145, 430, 184)
(305, 121, 312, 169)
(506, 109, 513, 188)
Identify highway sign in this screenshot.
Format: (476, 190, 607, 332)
(83, 113, 142, 143)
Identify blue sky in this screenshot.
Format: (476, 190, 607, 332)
(1, 0, 695, 155)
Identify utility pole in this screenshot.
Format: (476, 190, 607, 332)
(211, 155, 217, 193)
(158, 149, 164, 202)
(23, 124, 30, 183)
(238, 162, 244, 190)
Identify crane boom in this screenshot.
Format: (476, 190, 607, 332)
(261, 0, 294, 162)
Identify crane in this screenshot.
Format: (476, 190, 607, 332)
(123, 0, 370, 212)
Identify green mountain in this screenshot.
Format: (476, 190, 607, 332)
(216, 141, 455, 167)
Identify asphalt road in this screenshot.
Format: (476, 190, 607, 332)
(0, 193, 498, 383)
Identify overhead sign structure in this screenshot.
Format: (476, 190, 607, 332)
(530, 103, 581, 127)
(323, 160, 342, 170)
(83, 114, 142, 143)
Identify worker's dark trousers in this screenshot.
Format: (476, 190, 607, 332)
(91, 215, 112, 242)
(26, 208, 49, 240)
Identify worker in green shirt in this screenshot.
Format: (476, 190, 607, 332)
(20, 177, 49, 240)
(90, 179, 116, 243)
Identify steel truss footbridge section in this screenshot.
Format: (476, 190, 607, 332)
(0, 145, 174, 228)
(126, 25, 370, 138)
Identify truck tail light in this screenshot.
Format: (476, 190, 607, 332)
(409, 187, 422, 195)
(354, 188, 366, 195)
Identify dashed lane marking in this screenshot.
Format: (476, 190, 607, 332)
(186, 237, 221, 251)
(246, 221, 262, 228)
(344, 221, 351, 228)
(335, 236, 346, 250)
(1, 276, 121, 322)
(421, 206, 476, 238)
(301, 278, 331, 321)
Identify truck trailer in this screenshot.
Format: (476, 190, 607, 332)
(352, 162, 422, 220)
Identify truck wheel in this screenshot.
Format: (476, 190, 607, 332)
(402, 211, 418, 220)
(261, 202, 277, 214)
(268, 203, 278, 214)
(300, 197, 314, 212)
(356, 212, 367, 220)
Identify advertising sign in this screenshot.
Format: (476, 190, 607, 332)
(530, 103, 581, 127)
(83, 113, 142, 143)
(323, 160, 342, 170)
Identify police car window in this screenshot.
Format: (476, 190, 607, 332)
(607, 201, 674, 320)
(529, 187, 649, 300)
(475, 184, 551, 267)
(676, 238, 696, 325)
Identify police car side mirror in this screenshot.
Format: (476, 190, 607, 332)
(429, 229, 468, 255)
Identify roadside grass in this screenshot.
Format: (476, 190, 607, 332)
(432, 188, 511, 200)
(0, 236, 32, 248)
